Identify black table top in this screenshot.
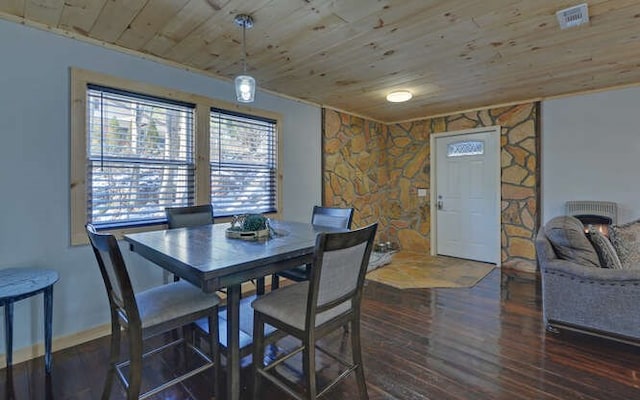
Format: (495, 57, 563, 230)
(124, 220, 341, 292)
(0, 268, 59, 301)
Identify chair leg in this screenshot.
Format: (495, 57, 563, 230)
(181, 324, 194, 366)
(102, 320, 121, 400)
(271, 274, 280, 290)
(303, 335, 317, 400)
(350, 318, 369, 400)
(127, 328, 143, 400)
(252, 313, 265, 400)
(208, 313, 220, 399)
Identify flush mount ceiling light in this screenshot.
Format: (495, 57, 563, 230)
(234, 14, 255, 103)
(386, 90, 413, 103)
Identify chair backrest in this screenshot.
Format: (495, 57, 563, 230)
(311, 205, 354, 230)
(165, 204, 214, 229)
(306, 223, 377, 328)
(86, 224, 140, 327)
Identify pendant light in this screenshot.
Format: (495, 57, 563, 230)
(234, 14, 255, 103)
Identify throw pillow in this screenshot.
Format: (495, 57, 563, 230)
(587, 228, 623, 269)
(543, 216, 600, 268)
(609, 219, 640, 270)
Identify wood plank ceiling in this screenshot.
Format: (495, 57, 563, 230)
(2, 0, 640, 122)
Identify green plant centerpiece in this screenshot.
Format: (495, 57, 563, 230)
(226, 214, 270, 240)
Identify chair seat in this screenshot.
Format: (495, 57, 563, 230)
(136, 281, 220, 332)
(251, 282, 351, 331)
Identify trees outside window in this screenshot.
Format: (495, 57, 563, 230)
(70, 69, 281, 244)
(87, 86, 194, 227)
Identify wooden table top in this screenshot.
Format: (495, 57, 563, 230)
(0, 268, 59, 300)
(124, 220, 342, 292)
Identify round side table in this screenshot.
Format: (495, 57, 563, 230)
(0, 267, 59, 373)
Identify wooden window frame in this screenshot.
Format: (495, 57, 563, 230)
(70, 68, 282, 245)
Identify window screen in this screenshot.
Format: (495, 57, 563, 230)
(210, 109, 277, 217)
(87, 85, 195, 228)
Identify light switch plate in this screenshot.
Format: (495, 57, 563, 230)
(417, 188, 427, 197)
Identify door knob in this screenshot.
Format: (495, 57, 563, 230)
(437, 200, 443, 210)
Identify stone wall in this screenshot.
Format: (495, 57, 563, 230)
(323, 109, 390, 239)
(322, 103, 539, 272)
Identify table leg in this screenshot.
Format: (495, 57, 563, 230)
(255, 277, 265, 296)
(4, 301, 13, 370)
(44, 286, 54, 373)
(226, 284, 242, 400)
(5, 362, 15, 400)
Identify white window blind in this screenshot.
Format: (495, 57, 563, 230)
(210, 109, 277, 217)
(87, 85, 195, 228)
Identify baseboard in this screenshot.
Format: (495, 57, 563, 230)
(0, 323, 111, 368)
(502, 259, 538, 274)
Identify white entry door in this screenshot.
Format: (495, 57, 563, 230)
(433, 128, 500, 264)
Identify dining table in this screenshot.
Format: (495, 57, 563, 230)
(124, 219, 343, 400)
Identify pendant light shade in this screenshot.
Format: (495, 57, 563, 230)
(235, 75, 255, 103)
(234, 14, 255, 103)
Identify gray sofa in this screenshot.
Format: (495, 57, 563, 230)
(536, 216, 640, 343)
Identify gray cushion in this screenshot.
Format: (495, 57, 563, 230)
(136, 280, 220, 329)
(609, 219, 640, 270)
(587, 228, 623, 269)
(543, 216, 600, 268)
(251, 282, 351, 331)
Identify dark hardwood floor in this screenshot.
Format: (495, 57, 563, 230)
(3, 267, 640, 399)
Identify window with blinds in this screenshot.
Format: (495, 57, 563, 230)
(210, 109, 277, 217)
(87, 85, 195, 228)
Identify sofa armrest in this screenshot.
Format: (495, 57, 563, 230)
(542, 259, 640, 284)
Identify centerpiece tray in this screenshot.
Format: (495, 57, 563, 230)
(225, 228, 270, 240)
(225, 213, 270, 240)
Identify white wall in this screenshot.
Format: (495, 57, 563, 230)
(0, 19, 321, 353)
(542, 86, 640, 225)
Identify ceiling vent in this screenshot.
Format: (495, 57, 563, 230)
(556, 3, 589, 29)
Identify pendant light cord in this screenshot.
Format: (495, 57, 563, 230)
(242, 23, 247, 74)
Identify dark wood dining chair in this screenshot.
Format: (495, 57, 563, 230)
(251, 223, 377, 400)
(165, 204, 214, 229)
(86, 224, 221, 400)
(264, 206, 354, 294)
(164, 204, 215, 283)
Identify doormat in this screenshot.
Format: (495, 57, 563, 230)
(366, 251, 494, 289)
